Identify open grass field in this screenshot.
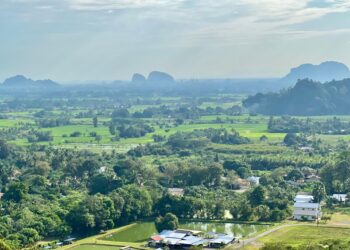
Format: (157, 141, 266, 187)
(59, 224, 147, 250)
(240, 224, 350, 250)
(259, 226, 350, 246)
(3, 109, 350, 152)
(0, 118, 34, 127)
(6, 115, 285, 153)
(71, 245, 120, 250)
(327, 213, 350, 226)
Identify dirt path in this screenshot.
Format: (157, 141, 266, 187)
(230, 223, 318, 249)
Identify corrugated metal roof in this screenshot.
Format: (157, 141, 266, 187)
(164, 238, 181, 245)
(210, 235, 234, 244)
(159, 230, 173, 237)
(179, 236, 203, 245)
(167, 232, 187, 239)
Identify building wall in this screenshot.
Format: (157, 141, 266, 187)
(293, 207, 321, 221)
(293, 214, 317, 221)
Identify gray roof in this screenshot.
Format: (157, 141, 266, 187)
(164, 238, 181, 245)
(179, 236, 204, 245)
(167, 232, 187, 239)
(159, 230, 173, 237)
(295, 194, 313, 199)
(210, 235, 235, 244)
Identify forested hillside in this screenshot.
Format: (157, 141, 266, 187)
(243, 78, 350, 115)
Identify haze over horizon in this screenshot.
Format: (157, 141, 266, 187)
(1, 0, 350, 81)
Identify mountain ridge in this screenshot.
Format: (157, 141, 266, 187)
(281, 61, 350, 85)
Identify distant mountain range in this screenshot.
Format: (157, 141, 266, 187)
(243, 61, 350, 115)
(281, 61, 350, 86)
(1, 75, 60, 91)
(2, 61, 349, 97)
(131, 71, 175, 85)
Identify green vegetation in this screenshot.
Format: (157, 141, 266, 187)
(244, 78, 350, 115)
(1, 89, 350, 250)
(260, 226, 350, 248)
(155, 213, 179, 232)
(101, 221, 270, 243)
(71, 245, 119, 250)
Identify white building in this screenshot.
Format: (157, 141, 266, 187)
(293, 202, 322, 221)
(294, 194, 313, 203)
(332, 194, 348, 202)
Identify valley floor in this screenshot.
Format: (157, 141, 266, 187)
(47, 214, 350, 250)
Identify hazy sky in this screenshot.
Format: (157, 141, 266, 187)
(1, 0, 350, 82)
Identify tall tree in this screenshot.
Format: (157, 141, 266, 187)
(93, 116, 98, 128)
(249, 186, 266, 207)
(3, 182, 28, 202)
(0, 140, 10, 159)
(312, 182, 326, 203)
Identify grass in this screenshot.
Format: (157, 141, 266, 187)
(100, 222, 157, 243)
(59, 224, 147, 250)
(71, 245, 120, 250)
(0, 118, 33, 127)
(151, 123, 284, 141)
(259, 225, 350, 247)
(198, 101, 241, 109)
(4, 112, 350, 151)
(328, 213, 350, 226)
(235, 213, 350, 249)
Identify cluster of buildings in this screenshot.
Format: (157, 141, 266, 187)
(148, 229, 236, 249)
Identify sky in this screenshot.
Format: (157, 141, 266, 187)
(1, 0, 350, 82)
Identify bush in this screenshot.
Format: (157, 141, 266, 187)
(70, 131, 82, 137)
(155, 213, 179, 232)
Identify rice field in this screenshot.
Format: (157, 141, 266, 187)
(3, 111, 350, 152)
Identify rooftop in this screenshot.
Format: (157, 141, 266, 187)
(294, 202, 320, 209)
(294, 194, 314, 203)
(295, 194, 313, 199)
(151, 230, 235, 247)
(210, 235, 235, 244)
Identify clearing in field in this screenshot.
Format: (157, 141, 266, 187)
(259, 225, 350, 247)
(71, 245, 119, 250)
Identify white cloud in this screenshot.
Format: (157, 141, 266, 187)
(177, 0, 350, 43)
(2, 0, 350, 80)
(65, 0, 350, 27)
(67, 0, 186, 10)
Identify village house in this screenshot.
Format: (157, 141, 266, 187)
(148, 229, 235, 249)
(293, 194, 322, 221)
(332, 194, 348, 202)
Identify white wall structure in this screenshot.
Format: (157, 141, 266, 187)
(293, 202, 322, 221)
